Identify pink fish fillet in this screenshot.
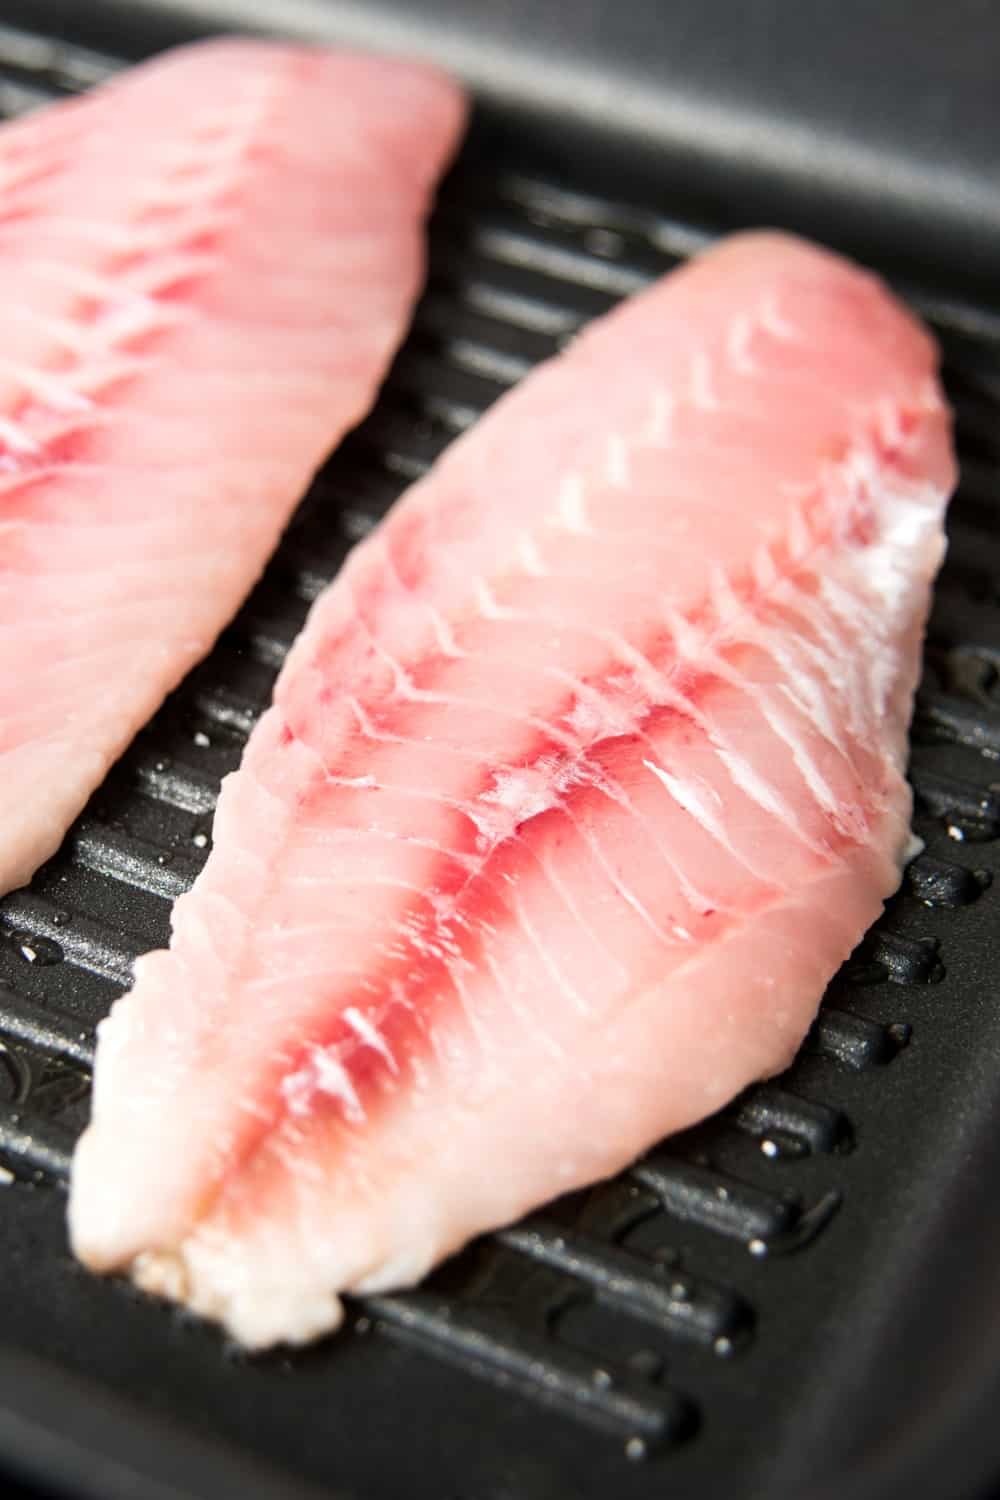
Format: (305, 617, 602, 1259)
(69, 231, 955, 1348)
(0, 39, 465, 894)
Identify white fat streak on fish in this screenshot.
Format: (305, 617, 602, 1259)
(605, 434, 630, 488)
(632, 669, 815, 876)
(709, 739, 830, 856)
(759, 290, 799, 342)
(643, 386, 675, 444)
(549, 473, 592, 535)
(760, 439, 936, 776)
(786, 499, 814, 563)
(342, 1005, 399, 1073)
(379, 534, 468, 660)
(717, 436, 938, 822)
(10, 294, 179, 360)
(688, 351, 720, 410)
(277, 967, 438, 1122)
(875, 398, 908, 450)
(726, 290, 804, 377)
(474, 576, 504, 619)
(707, 562, 744, 627)
(345, 694, 384, 742)
(642, 756, 744, 856)
(764, 588, 867, 746)
(661, 603, 709, 664)
(0, 416, 41, 455)
(836, 480, 944, 727)
(90, 296, 191, 349)
(702, 624, 852, 823)
(562, 670, 649, 742)
(281, 1045, 366, 1125)
(751, 539, 780, 592)
(465, 757, 595, 849)
(817, 571, 886, 722)
(517, 532, 548, 576)
(751, 683, 856, 828)
(755, 616, 849, 751)
(425, 606, 465, 658)
(701, 570, 863, 812)
(726, 313, 759, 374)
(0, 355, 93, 413)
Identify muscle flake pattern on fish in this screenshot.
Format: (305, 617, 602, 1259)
(0, 38, 466, 895)
(1, 95, 268, 476)
(71, 231, 955, 1350)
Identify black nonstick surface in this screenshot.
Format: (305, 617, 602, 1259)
(1, 9, 1000, 1500)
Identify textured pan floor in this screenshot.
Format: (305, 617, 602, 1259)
(1, 20, 1000, 1500)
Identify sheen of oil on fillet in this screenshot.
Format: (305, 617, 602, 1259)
(70, 230, 955, 1350)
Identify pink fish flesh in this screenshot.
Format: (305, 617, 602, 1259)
(0, 38, 465, 894)
(70, 231, 955, 1348)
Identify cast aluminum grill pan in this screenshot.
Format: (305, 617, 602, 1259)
(1, 6, 999, 1499)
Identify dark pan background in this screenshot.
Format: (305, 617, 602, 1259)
(0, 5, 999, 1499)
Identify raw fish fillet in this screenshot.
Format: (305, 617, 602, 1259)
(70, 231, 955, 1348)
(0, 39, 465, 894)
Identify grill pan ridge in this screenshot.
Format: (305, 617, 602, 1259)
(1, 11, 1000, 1500)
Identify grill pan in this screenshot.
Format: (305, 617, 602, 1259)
(1, 5, 1000, 1498)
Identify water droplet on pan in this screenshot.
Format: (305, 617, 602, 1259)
(10, 932, 62, 966)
